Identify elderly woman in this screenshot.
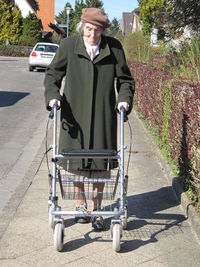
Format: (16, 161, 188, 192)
(44, 8, 135, 230)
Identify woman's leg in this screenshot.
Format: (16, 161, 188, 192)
(91, 171, 110, 231)
(92, 182, 104, 210)
(73, 171, 90, 223)
(74, 182, 86, 205)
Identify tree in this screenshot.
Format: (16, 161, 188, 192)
(55, 2, 74, 37)
(169, 0, 200, 34)
(71, 0, 85, 35)
(138, 0, 170, 37)
(110, 18, 120, 37)
(85, 0, 104, 8)
(10, 6, 23, 44)
(19, 12, 42, 46)
(55, 2, 73, 25)
(0, 0, 23, 44)
(138, 0, 200, 39)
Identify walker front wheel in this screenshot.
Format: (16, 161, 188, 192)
(54, 222, 64, 252)
(112, 223, 121, 252)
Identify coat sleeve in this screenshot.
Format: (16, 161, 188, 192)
(114, 39, 135, 114)
(44, 39, 68, 110)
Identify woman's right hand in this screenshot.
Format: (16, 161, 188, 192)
(49, 99, 61, 109)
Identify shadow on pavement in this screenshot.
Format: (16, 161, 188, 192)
(0, 59, 18, 62)
(62, 230, 103, 252)
(119, 186, 186, 252)
(0, 91, 30, 107)
(61, 186, 187, 253)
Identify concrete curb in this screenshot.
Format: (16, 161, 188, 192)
(0, 114, 48, 239)
(172, 177, 200, 242)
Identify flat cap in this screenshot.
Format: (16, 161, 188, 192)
(81, 8, 110, 29)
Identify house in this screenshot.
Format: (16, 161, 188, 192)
(37, 0, 55, 33)
(14, 0, 37, 17)
(14, 0, 54, 33)
(132, 8, 142, 32)
(121, 12, 133, 36)
(121, 8, 142, 36)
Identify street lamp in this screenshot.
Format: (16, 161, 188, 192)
(66, 7, 71, 37)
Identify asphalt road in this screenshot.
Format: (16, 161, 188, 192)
(0, 56, 48, 212)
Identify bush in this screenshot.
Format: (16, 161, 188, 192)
(123, 32, 200, 83)
(19, 12, 42, 46)
(123, 31, 153, 63)
(178, 37, 200, 82)
(129, 61, 200, 210)
(0, 45, 31, 57)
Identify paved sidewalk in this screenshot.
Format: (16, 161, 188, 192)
(0, 111, 200, 267)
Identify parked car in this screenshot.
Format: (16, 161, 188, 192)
(29, 42, 59, 72)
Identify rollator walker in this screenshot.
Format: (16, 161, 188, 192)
(47, 104, 130, 252)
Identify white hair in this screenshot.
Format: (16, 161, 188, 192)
(76, 21, 84, 34)
(76, 21, 108, 35)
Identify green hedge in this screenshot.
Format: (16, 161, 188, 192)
(129, 61, 200, 212)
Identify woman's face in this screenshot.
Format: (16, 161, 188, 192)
(83, 23, 103, 46)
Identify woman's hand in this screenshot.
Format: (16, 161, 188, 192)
(49, 99, 61, 109)
(117, 102, 129, 112)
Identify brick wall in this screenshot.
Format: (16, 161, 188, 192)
(37, 0, 54, 32)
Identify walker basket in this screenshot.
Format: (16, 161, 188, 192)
(57, 168, 120, 201)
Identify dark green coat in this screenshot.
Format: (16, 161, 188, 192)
(44, 35, 135, 170)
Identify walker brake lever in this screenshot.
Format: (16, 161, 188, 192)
(49, 109, 54, 119)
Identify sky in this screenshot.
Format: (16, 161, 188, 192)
(55, 0, 139, 21)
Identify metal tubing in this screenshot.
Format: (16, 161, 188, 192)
(50, 105, 126, 220)
(120, 107, 125, 211)
(55, 154, 120, 159)
(52, 104, 57, 198)
(52, 210, 124, 217)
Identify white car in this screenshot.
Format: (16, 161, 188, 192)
(29, 42, 59, 72)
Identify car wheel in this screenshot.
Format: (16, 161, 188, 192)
(29, 65, 34, 72)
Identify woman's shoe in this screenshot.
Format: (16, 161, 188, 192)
(92, 215, 105, 231)
(75, 204, 90, 224)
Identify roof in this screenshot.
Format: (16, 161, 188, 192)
(133, 7, 140, 16)
(25, 0, 38, 11)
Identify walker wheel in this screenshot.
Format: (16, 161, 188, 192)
(54, 222, 64, 252)
(112, 223, 121, 252)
